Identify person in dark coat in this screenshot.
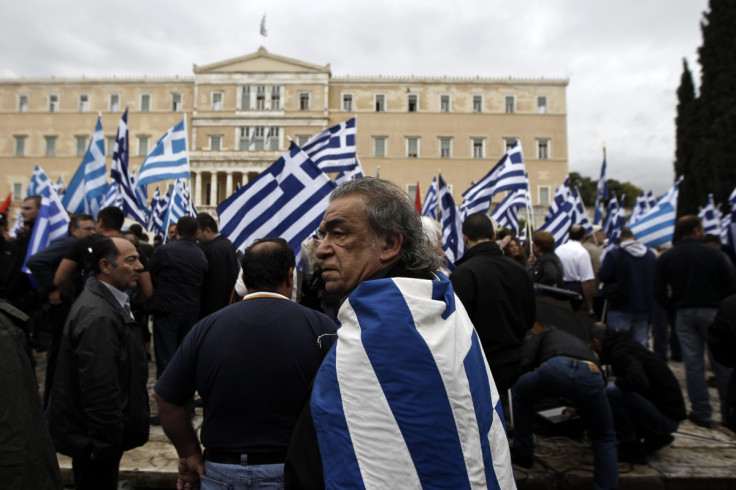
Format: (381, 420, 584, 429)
(48, 237, 149, 490)
(590, 323, 686, 464)
(195, 212, 240, 318)
(529, 230, 564, 287)
(708, 293, 736, 432)
(450, 212, 536, 395)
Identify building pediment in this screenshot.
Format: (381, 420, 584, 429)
(193, 46, 331, 75)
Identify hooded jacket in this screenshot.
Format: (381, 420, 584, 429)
(598, 240, 656, 313)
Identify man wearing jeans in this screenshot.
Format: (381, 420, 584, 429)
(653, 215, 736, 428)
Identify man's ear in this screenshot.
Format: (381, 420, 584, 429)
(98, 258, 112, 275)
(285, 267, 294, 289)
(380, 232, 403, 262)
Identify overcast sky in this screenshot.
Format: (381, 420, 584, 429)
(1, 0, 711, 195)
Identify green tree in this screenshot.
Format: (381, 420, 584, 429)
(674, 59, 701, 215)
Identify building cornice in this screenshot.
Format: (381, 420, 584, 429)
(332, 75, 569, 86)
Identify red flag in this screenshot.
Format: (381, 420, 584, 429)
(414, 182, 422, 215)
(0, 192, 11, 215)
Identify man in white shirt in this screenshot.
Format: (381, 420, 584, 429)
(555, 225, 596, 313)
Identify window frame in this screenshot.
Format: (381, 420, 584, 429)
(504, 95, 516, 114)
(76, 136, 88, 157)
(472, 138, 485, 159)
(79, 94, 90, 113)
(18, 94, 29, 113)
(208, 134, 222, 152)
(503, 137, 519, 152)
(536, 138, 550, 160)
(373, 136, 387, 157)
(12, 183, 23, 201)
(299, 92, 310, 111)
(342, 92, 353, 112)
(45, 136, 57, 157)
(14, 135, 27, 157)
(137, 135, 150, 156)
(440, 94, 451, 113)
(406, 137, 420, 158)
(172, 92, 182, 111)
(472, 94, 483, 113)
(211, 91, 224, 111)
(538, 186, 551, 206)
(270, 86, 281, 111)
(537, 95, 548, 114)
(48, 94, 59, 113)
(374, 93, 386, 112)
(140, 93, 151, 112)
(407, 93, 419, 112)
(240, 85, 251, 111)
(439, 137, 452, 158)
(109, 93, 120, 112)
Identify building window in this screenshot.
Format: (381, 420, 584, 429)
(209, 135, 222, 151)
(504, 138, 518, 152)
(342, 93, 353, 111)
(79, 94, 89, 112)
(407, 94, 418, 112)
(539, 186, 551, 206)
(406, 137, 419, 158)
(76, 136, 87, 157)
(537, 139, 550, 159)
(473, 95, 483, 113)
(212, 92, 223, 111)
(140, 94, 151, 112)
(440, 95, 451, 113)
(256, 86, 266, 110)
(299, 92, 310, 111)
(49, 94, 59, 113)
(239, 127, 251, 150)
(472, 138, 485, 159)
(537, 95, 548, 114)
(14, 136, 26, 157)
(297, 135, 310, 147)
(266, 127, 280, 150)
(109, 94, 120, 112)
(439, 138, 451, 158)
(271, 86, 281, 110)
(138, 136, 150, 156)
(107, 136, 116, 156)
(375, 93, 386, 112)
(13, 183, 23, 201)
(374, 137, 387, 157)
(254, 127, 265, 150)
(241, 86, 251, 110)
(18, 94, 29, 113)
(505, 95, 516, 114)
(172, 93, 182, 111)
(45, 136, 57, 157)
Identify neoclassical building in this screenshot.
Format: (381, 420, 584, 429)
(0, 47, 569, 219)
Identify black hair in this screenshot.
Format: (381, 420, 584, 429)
(97, 206, 125, 231)
(462, 213, 494, 241)
(242, 238, 295, 291)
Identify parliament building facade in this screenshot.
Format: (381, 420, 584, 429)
(0, 47, 569, 218)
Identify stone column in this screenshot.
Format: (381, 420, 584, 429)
(194, 171, 202, 207)
(225, 170, 233, 199)
(209, 172, 217, 206)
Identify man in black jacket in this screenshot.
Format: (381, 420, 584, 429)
(450, 212, 536, 394)
(49, 237, 149, 490)
(195, 212, 240, 318)
(590, 323, 686, 463)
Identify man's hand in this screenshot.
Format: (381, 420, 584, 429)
(177, 454, 204, 490)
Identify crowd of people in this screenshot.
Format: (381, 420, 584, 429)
(1, 178, 735, 490)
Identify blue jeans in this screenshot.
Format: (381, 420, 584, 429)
(201, 459, 284, 490)
(652, 303, 680, 361)
(512, 357, 618, 490)
(606, 310, 650, 347)
(675, 308, 733, 422)
(605, 383, 678, 442)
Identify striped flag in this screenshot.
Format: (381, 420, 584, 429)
(146, 187, 165, 235)
(334, 164, 364, 186)
(311, 275, 514, 490)
(630, 177, 682, 248)
(459, 140, 526, 219)
(162, 179, 195, 241)
(646, 190, 657, 210)
(422, 176, 438, 220)
(217, 142, 336, 266)
(538, 198, 575, 248)
(594, 156, 608, 225)
(110, 108, 149, 225)
(137, 118, 190, 187)
(626, 191, 649, 227)
(570, 188, 593, 235)
(27, 164, 51, 197)
(21, 186, 70, 276)
(62, 114, 108, 217)
(605, 195, 626, 246)
(439, 174, 465, 265)
(698, 194, 721, 236)
(301, 118, 360, 174)
(602, 194, 619, 238)
(491, 174, 532, 235)
(546, 178, 571, 222)
(53, 175, 65, 198)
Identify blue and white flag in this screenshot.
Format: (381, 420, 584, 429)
(301, 118, 360, 175)
(27, 164, 51, 197)
(698, 194, 721, 236)
(147, 187, 165, 235)
(217, 142, 336, 267)
(546, 178, 571, 222)
(63, 115, 108, 217)
(593, 157, 608, 225)
(538, 198, 575, 248)
(570, 188, 593, 235)
(646, 190, 657, 210)
(53, 175, 65, 198)
(311, 275, 514, 490)
(260, 13, 267, 37)
(630, 177, 682, 248)
(110, 108, 148, 225)
(491, 174, 532, 235)
(626, 191, 649, 228)
(104, 182, 119, 208)
(334, 163, 364, 186)
(136, 118, 189, 187)
(603, 194, 619, 238)
(162, 179, 195, 241)
(605, 195, 626, 246)
(21, 186, 70, 276)
(439, 174, 464, 265)
(459, 140, 526, 219)
(421, 176, 438, 220)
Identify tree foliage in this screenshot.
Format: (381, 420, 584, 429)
(569, 171, 643, 209)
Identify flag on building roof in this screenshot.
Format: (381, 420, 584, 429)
(62, 114, 108, 217)
(593, 155, 608, 225)
(27, 164, 52, 197)
(110, 108, 148, 225)
(217, 142, 336, 268)
(459, 140, 526, 219)
(21, 186, 70, 277)
(301, 118, 360, 175)
(136, 117, 190, 187)
(698, 194, 721, 236)
(439, 174, 464, 265)
(422, 177, 438, 220)
(260, 14, 267, 37)
(630, 177, 682, 248)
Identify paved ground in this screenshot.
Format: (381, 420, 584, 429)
(36, 350, 736, 489)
